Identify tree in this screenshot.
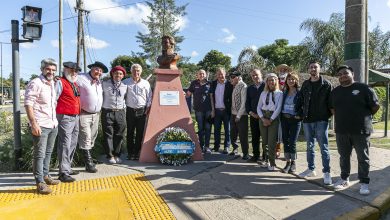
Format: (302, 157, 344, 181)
(136, 0, 187, 67)
(197, 50, 231, 80)
(178, 61, 198, 88)
(236, 47, 266, 83)
(299, 13, 345, 75)
(369, 25, 390, 70)
(29, 74, 39, 81)
(110, 53, 150, 79)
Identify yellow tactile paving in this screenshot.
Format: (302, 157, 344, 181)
(0, 174, 175, 220)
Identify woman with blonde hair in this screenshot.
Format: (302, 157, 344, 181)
(280, 72, 304, 173)
(256, 73, 283, 171)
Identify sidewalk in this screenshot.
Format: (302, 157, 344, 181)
(0, 147, 390, 219)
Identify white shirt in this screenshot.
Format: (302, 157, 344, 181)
(77, 72, 103, 113)
(24, 75, 58, 128)
(123, 77, 152, 108)
(215, 82, 225, 109)
(257, 90, 283, 120)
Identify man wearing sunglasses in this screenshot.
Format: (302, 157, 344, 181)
(56, 61, 81, 183)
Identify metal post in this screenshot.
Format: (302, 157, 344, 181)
(1, 43, 3, 105)
(11, 20, 22, 169)
(385, 83, 389, 137)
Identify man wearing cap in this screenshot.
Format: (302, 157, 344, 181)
(245, 69, 265, 162)
(298, 61, 333, 185)
(76, 61, 107, 173)
(210, 67, 233, 154)
(123, 64, 152, 160)
(229, 71, 249, 159)
(330, 65, 379, 195)
(25, 58, 60, 194)
(101, 66, 128, 164)
(56, 61, 81, 182)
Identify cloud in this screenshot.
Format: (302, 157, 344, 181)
(65, 0, 187, 30)
(388, 0, 390, 7)
(219, 28, 236, 44)
(51, 40, 59, 48)
(191, 51, 199, 57)
(250, 45, 258, 51)
(20, 42, 37, 49)
(226, 53, 234, 58)
(72, 36, 109, 49)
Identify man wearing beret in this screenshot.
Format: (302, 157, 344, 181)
(76, 61, 107, 173)
(101, 66, 128, 164)
(56, 61, 81, 182)
(330, 65, 379, 195)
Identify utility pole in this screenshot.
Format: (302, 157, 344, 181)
(345, 0, 367, 83)
(59, 0, 63, 75)
(76, 0, 88, 72)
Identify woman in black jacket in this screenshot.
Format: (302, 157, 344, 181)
(280, 72, 303, 173)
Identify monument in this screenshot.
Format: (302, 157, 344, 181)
(139, 35, 203, 163)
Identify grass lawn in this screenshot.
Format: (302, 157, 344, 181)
(373, 120, 390, 130)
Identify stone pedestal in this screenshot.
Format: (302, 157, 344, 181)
(139, 68, 203, 163)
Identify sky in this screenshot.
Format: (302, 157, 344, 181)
(1, 0, 390, 80)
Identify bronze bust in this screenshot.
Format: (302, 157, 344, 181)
(157, 35, 180, 69)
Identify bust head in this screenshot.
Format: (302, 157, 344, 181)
(162, 35, 175, 51)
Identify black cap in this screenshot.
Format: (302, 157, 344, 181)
(229, 71, 241, 77)
(337, 65, 353, 73)
(63, 61, 81, 71)
(87, 61, 108, 73)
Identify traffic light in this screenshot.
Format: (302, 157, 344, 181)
(21, 6, 43, 40)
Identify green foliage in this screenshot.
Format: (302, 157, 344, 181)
(373, 87, 388, 122)
(136, 0, 187, 67)
(178, 61, 198, 88)
(369, 25, 390, 69)
(257, 39, 307, 72)
(300, 13, 345, 75)
(110, 53, 151, 78)
(197, 49, 232, 80)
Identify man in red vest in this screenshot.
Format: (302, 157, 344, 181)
(56, 61, 81, 182)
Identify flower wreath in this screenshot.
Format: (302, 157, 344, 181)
(154, 127, 195, 166)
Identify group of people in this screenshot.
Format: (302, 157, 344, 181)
(25, 58, 151, 194)
(187, 61, 379, 196)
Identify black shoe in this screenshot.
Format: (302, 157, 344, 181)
(289, 161, 296, 174)
(83, 150, 98, 173)
(242, 154, 250, 160)
(222, 148, 229, 154)
(69, 170, 80, 175)
(213, 148, 220, 152)
(283, 162, 291, 173)
(248, 156, 259, 163)
(59, 173, 75, 183)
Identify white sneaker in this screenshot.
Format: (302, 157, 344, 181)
(299, 169, 317, 178)
(115, 156, 122, 164)
(359, 183, 370, 195)
(333, 178, 350, 190)
(108, 157, 116, 164)
(204, 147, 212, 154)
(267, 165, 275, 171)
(260, 162, 269, 168)
(323, 172, 332, 185)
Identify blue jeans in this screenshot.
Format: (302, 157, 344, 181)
(195, 111, 212, 149)
(303, 121, 330, 173)
(213, 109, 231, 150)
(32, 126, 58, 184)
(281, 116, 302, 160)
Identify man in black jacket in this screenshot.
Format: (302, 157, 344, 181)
(210, 67, 233, 154)
(298, 61, 333, 186)
(245, 69, 265, 162)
